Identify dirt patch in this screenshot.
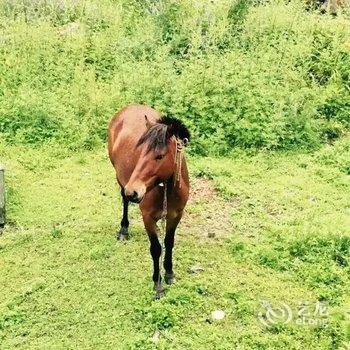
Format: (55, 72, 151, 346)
(180, 177, 237, 240)
(188, 177, 217, 204)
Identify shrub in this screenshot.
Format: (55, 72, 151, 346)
(0, 0, 349, 154)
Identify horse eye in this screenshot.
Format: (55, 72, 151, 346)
(155, 154, 164, 161)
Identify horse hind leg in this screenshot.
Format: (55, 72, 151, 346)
(117, 188, 129, 240)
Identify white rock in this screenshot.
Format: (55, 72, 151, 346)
(211, 310, 225, 321)
(188, 266, 204, 273)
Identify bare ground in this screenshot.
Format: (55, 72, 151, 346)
(180, 177, 237, 240)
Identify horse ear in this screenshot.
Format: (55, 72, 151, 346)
(144, 115, 154, 129)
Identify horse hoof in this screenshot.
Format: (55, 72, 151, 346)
(164, 272, 175, 285)
(156, 289, 165, 299)
(117, 227, 129, 241)
(117, 234, 128, 241)
(154, 283, 165, 298)
(156, 289, 165, 298)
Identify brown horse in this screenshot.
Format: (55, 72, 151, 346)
(108, 104, 190, 297)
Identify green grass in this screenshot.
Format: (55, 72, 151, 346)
(1, 1, 349, 348)
(0, 138, 349, 349)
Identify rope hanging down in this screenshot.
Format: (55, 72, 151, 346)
(157, 138, 186, 289)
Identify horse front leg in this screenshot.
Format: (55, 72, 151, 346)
(164, 214, 181, 285)
(117, 188, 129, 240)
(142, 214, 164, 298)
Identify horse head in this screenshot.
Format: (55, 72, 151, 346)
(124, 115, 190, 203)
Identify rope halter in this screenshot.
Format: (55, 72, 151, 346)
(173, 137, 187, 189)
(160, 137, 187, 218)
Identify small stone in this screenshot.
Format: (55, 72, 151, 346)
(211, 310, 225, 321)
(188, 266, 204, 274)
(151, 330, 160, 343)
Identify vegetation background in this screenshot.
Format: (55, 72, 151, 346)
(0, 0, 349, 349)
(0, 0, 349, 154)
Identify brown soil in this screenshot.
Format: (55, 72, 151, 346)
(180, 177, 237, 240)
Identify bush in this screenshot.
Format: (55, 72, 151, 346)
(0, 0, 349, 154)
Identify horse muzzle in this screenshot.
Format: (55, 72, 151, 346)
(124, 183, 146, 203)
(126, 191, 143, 203)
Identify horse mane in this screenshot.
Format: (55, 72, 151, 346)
(136, 115, 190, 153)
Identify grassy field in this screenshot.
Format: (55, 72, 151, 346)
(0, 0, 350, 348)
(0, 138, 349, 349)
